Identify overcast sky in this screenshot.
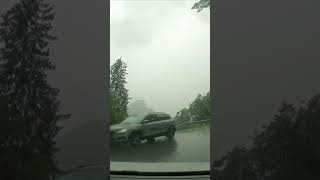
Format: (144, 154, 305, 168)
(111, 0, 210, 116)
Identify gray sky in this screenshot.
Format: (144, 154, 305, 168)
(111, 0, 210, 116)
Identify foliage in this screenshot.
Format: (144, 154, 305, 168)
(0, 0, 69, 179)
(192, 0, 214, 13)
(175, 108, 191, 125)
(213, 94, 320, 180)
(110, 58, 130, 125)
(213, 146, 257, 180)
(189, 92, 210, 120)
(175, 92, 210, 125)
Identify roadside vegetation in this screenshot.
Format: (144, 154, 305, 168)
(110, 58, 130, 125)
(213, 94, 320, 180)
(176, 120, 210, 131)
(175, 92, 211, 127)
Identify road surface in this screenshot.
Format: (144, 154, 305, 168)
(56, 124, 209, 179)
(56, 120, 209, 172)
(111, 126, 210, 162)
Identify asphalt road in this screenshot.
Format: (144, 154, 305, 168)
(111, 126, 210, 162)
(56, 124, 209, 180)
(56, 120, 209, 173)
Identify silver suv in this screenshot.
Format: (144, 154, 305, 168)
(110, 112, 176, 146)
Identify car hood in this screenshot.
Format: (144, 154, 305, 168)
(110, 123, 138, 131)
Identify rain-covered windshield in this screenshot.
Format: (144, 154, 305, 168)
(109, 0, 210, 170)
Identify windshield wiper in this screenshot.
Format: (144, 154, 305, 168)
(110, 162, 210, 176)
(58, 162, 108, 176)
(110, 170, 210, 176)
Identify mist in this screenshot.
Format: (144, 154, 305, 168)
(111, 0, 210, 116)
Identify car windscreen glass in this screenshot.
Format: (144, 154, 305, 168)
(110, 0, 210, 174)
(120, 115, 144, 124)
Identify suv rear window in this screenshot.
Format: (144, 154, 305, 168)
(144, 114, 157, 123)
(121, 115, 145, 124)
(158, 114, 171, 121)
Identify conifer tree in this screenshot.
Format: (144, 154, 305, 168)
(0, 1, 69, 179)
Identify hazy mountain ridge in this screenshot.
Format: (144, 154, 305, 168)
(127, 100, 154, 115)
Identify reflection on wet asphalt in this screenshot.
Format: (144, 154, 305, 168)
(111, 126, 210, 162)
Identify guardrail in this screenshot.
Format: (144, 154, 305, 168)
(175, 119, 210, 130)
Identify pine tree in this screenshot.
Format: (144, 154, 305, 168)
(0, 0, 69, 179)
(110, 58, 130, 125)
(175, 91, 211, 125)
(175, 108, 191, 124)
(192, 0, 213, 13)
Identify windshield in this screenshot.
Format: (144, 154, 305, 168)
(120, 115, 145, 124)
(110, 0, 210, 174)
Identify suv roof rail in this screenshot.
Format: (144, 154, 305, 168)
(149, 112, 167, 115)
(130, 112, 169, 116)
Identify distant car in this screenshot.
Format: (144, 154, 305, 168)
(110, 112, 176, 146)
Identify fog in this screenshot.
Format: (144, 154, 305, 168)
(111, 0, 210, 116)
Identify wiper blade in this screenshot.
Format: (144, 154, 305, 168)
(110, 170, 210, 176)
(110, 162, 210, 176)
(59, 162, 107, 176)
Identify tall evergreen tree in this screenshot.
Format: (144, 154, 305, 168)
(110, 58, 130, 124)
(0, 0, 69, 179)
(175, 91, 211, 124)
(192, 0, 214, 13)
(189, 93, 211, 121)
(175, 108, 191, 125)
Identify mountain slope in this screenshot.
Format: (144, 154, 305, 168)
(127, 100, 154, 115)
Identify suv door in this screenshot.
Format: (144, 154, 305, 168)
(152, 114, 165, 135)
(157, 113, 171, 134)
(141, 114, 158, 137)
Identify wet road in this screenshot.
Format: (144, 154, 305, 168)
(111, 126, 210, 162)
(56, 121, 209, 172)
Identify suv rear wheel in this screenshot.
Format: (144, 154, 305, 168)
(128, 133, 142, 146)
(166, 127, 176, 139)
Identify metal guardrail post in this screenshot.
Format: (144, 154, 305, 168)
(176, 119, 210, 129)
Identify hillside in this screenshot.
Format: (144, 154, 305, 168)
(127, 100, 154, 115)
